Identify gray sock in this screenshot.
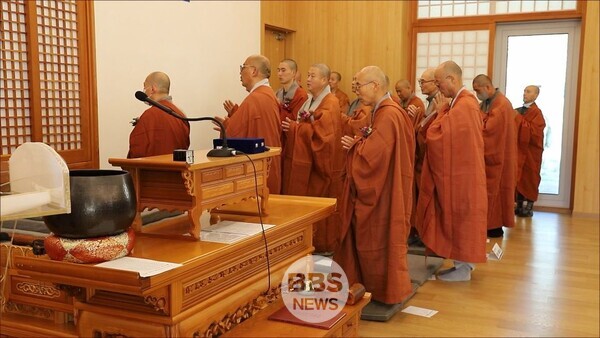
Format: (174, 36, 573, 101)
(438, 261, 474, 282)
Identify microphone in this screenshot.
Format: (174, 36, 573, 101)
(135, 91, 235, 157)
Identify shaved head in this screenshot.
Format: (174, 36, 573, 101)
(331, 71, 342, 81)
(281, 59, 298, 73)
(145, 71, 170, 94)
(526, 85, 540, 95)
(359, 66, 388, 91)
(473, 74, 493, 87)
(421, 68, 435, 81)
(438, 60, 462, 78)
(435, 61, 463, 98)
(395, 79, 411, 90)
(312, 63, 331, 80)
(247, 54, 271, 79)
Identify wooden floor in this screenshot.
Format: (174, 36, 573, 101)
(359, 212, 600, 337)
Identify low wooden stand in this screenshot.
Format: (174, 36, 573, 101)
(223, 293, 372, 337)
(109, 148, 280, 239)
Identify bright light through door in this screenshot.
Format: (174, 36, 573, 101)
(505, 34, 569, 195)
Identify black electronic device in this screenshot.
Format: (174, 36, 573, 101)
(213, 138, 267, 154)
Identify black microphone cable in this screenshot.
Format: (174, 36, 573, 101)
(235, 150, 272, 299)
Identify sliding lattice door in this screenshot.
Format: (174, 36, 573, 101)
(0, 0, 97, 170)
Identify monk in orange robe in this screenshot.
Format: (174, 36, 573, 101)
(128, 71, 190, 158)
(215, 55, 282, 194)
(406, 69, 438, 241)
(335, 65, 414, 306)
(395, 79, 426, 127)
(514, 85, 545, 217)
(415, 61, 487, 282)
(472, 74, 518, 238)
(341, 73, 371, 137)
(282, 63, 344, 253)
(275, 59, 308, 123)
(330, 71, 350, 113)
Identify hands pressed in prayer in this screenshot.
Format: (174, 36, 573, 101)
(213, 115, 227, 132)
(407, 104, 421, 118)
(282, 117, 294, 132)
(341, 135, 360, 150)
(433, 91, 449, 110)
(223, 100, 239, 117)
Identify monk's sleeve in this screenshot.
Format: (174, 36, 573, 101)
(482, 106, 505, 165)
(128, 116, 151, 158)
(349, 117, 395, 204)
(226, 99, 252, 138)
(290, 90, 309, 117)
(309, 102, 337, 176)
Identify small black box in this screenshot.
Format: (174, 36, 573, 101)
(173, 149, 194, 164)
(213, 138, 266, 154)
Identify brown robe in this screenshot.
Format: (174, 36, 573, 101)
(224, 85, 282, 194)
(282, 91, 344, 253)
(400, 95, 426, 128)
(480, 91, 517, 229)
(415, 88, 487, 263)
(335, 98, 415, 304)
(276, 82, 308, 122)
(333, 88, 350, 113)
(341, 98, 371, 137)
(515, 102, 545, 201)
(128, 100, 190, 158)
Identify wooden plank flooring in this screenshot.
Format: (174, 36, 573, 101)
(359, 212, 600, 337)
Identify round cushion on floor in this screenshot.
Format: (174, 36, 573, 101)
(44, 228, 135, 263)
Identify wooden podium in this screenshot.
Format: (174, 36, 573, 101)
(108, 148, 280, 239)
(3, 195, 337, 337)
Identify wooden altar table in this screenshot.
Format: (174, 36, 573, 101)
(2, 195, 334, 337)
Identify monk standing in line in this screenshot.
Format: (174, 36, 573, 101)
(406, 69, 439, 244)
(215, 54, 282, 194)
(472, 74, 517, 238)
(128, 71, 190, 158)
(330, 71, 350, 113)
(395, 79, 425, 127)
(415, 61, 487, 282)
(275, 59, 308, 123)
(282, 64, 344, 254)
(335, 65, 415, 307)
(514, 85, 546, 217)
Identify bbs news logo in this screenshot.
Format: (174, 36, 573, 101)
(281, 255, 349, 323)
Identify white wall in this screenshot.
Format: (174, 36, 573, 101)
(94, 1, 260, 168)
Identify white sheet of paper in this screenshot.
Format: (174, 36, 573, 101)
(490, 242, 504, 260)
(96, 257, 182, 278)
(402, 305, 438, 318)
(200, 231, 248, 244)
(202, 221, 275, 235)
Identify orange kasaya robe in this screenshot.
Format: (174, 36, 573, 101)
(341, 98, 371, 137)
(415, 88, 487, 263)
(282, 90, 344, 253)
(224, 85, 282, 194)
(515, 102, 545, 201)
(334, 97, 415, 304)
(480, 91, 517, 229)
(276, 82, 308, 122)
(128, 100, 190, 158)
(333, 88, 350, 114)
(410, 100, 437, 227)
(400, 95, 426, 128)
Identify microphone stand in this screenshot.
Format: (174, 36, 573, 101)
(134, 91, 235, 157)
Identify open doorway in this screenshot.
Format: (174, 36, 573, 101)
(494, 20, 580, 209)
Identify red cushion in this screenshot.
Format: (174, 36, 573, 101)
(44, 228, 135, 263)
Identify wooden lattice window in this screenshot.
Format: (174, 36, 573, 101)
(0, 0, 97, 170)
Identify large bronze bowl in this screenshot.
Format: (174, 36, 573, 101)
(43, 169, 137, 239)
